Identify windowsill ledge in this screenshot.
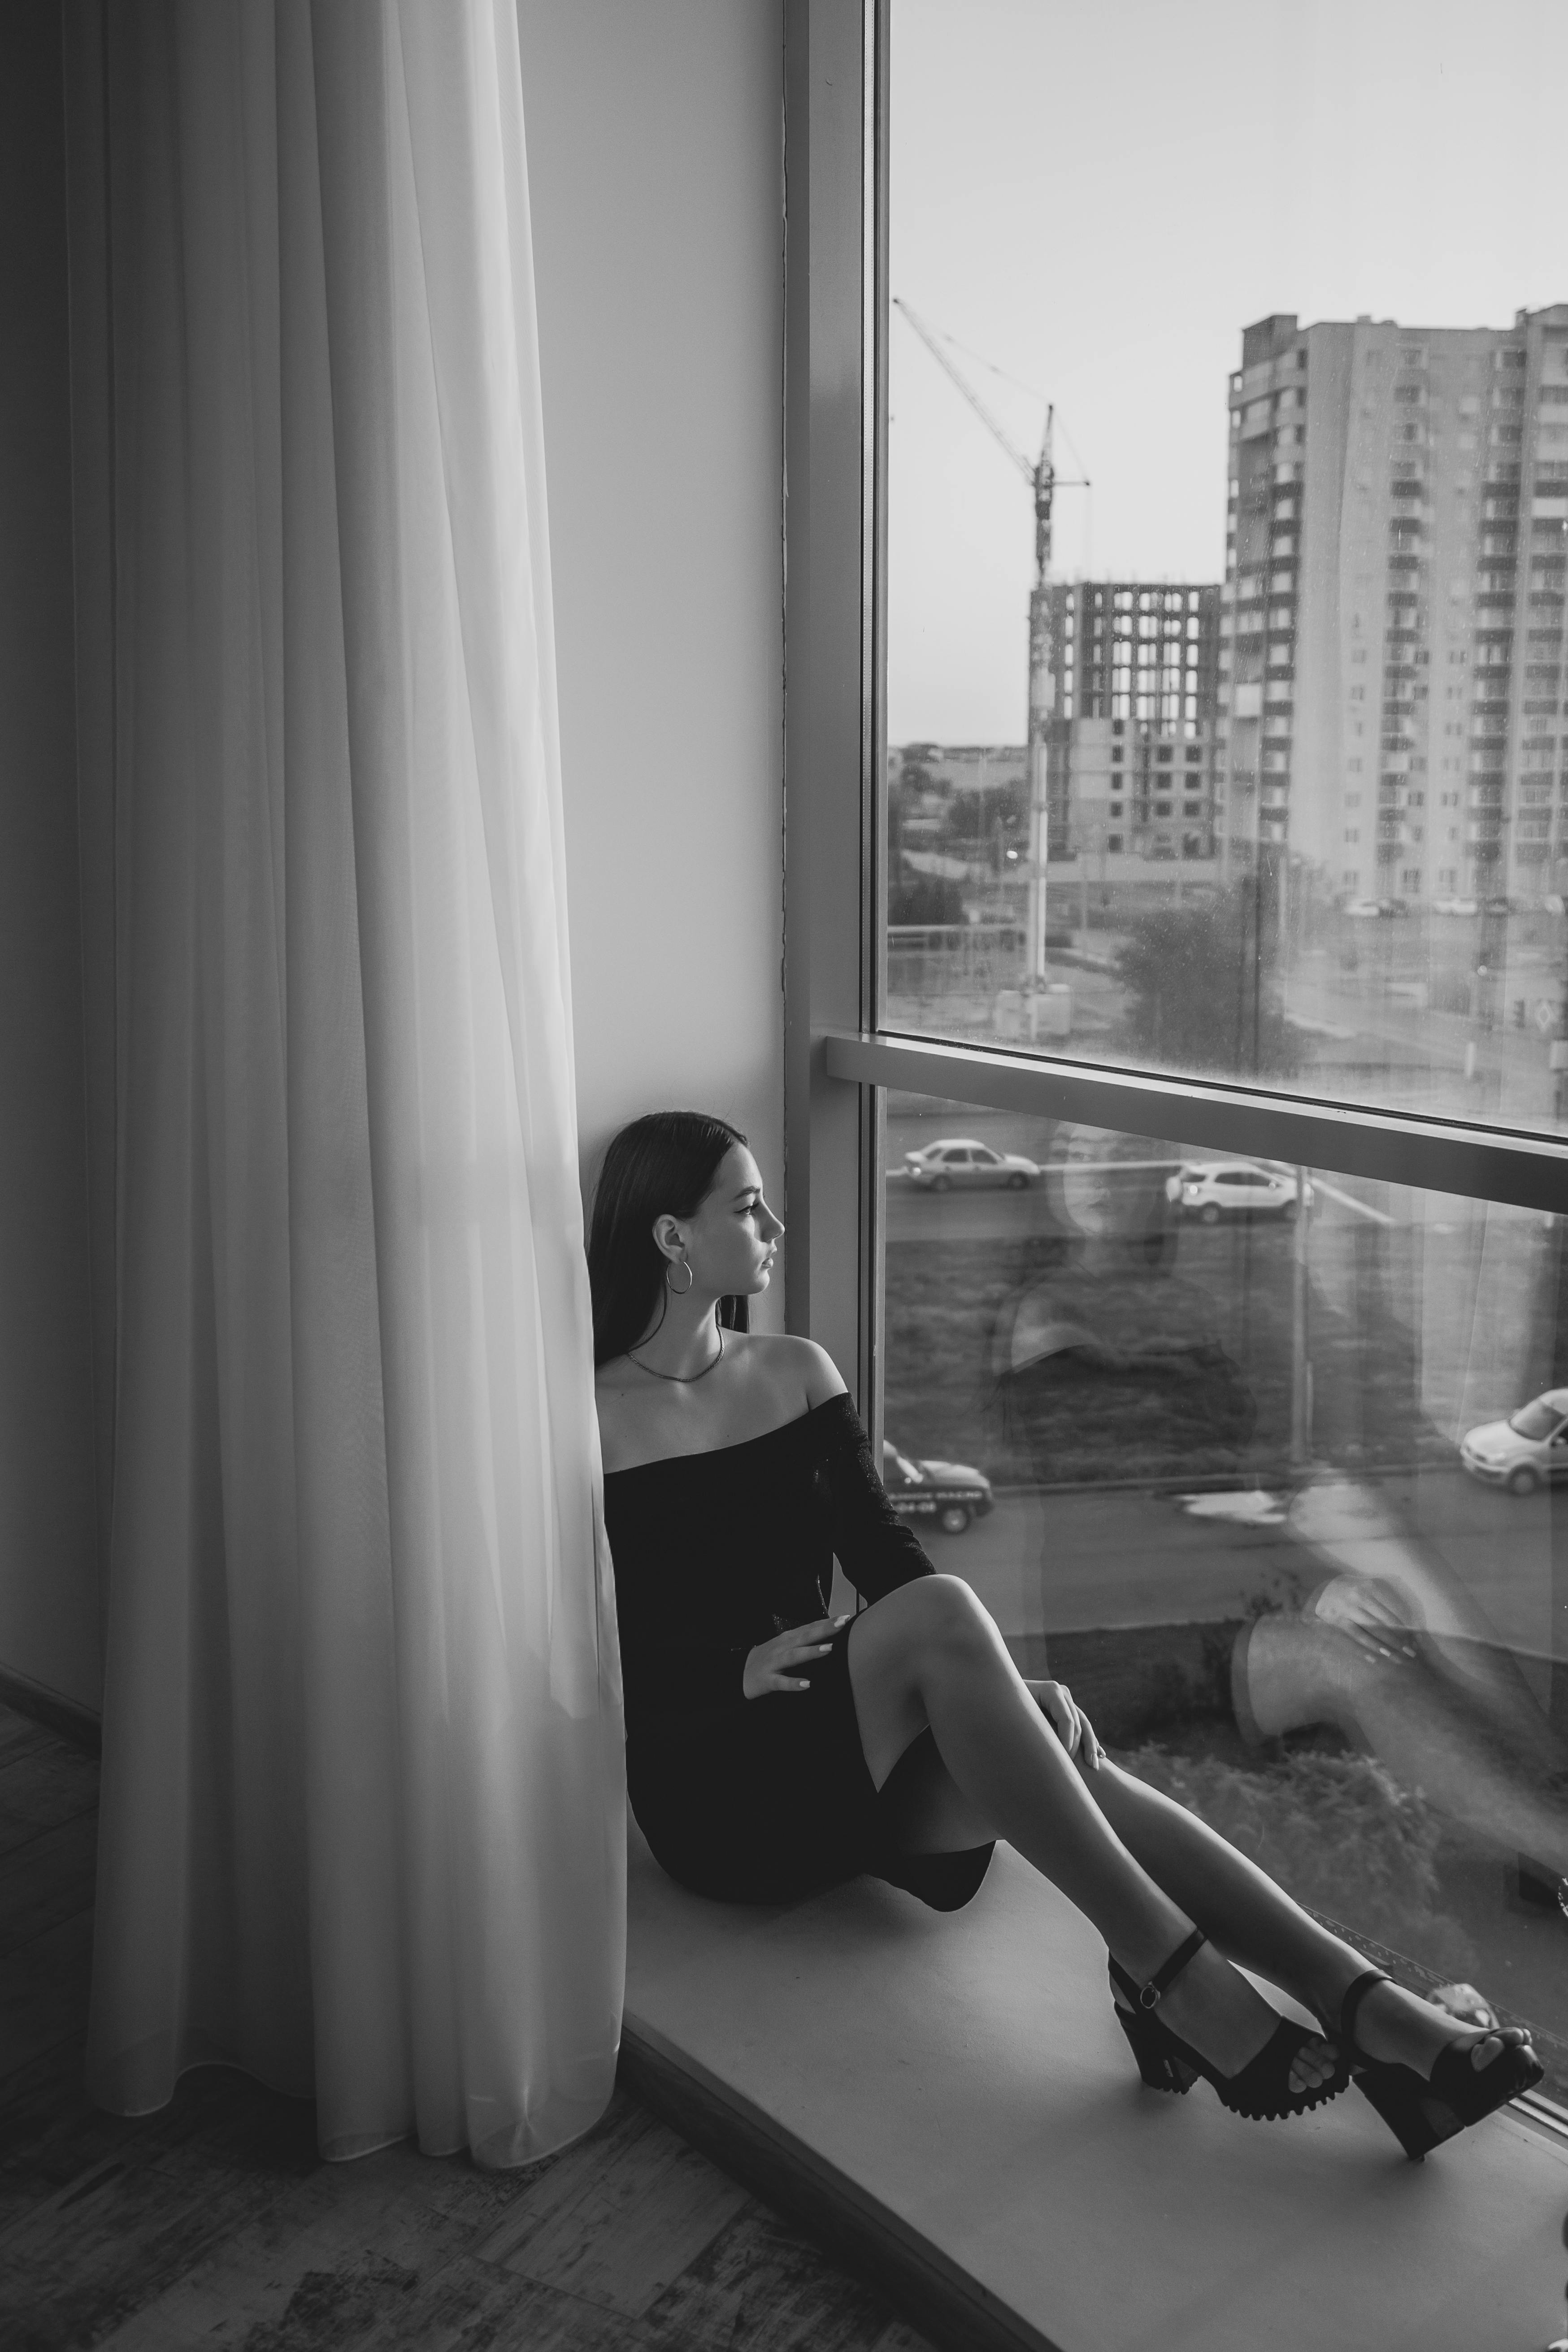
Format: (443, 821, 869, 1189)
(621, 1819, 1568, 2352)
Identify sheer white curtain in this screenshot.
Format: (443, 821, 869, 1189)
(69, 0, 625, 2166)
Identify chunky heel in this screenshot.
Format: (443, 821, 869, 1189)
(1332, 1968, 1545, 2161)
(1108, 1928, 1350, 2123)
(1349, 2059, 1446, 2163)
(1109, 1983, 1199, 2093)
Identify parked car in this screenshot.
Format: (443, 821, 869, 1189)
(903, 1137, 1041, 1191)
(1433, 896, 1480, 917)
(1460, 1388, 1568, 1495)
(882, 1441, 994, 1535)
(1163, 1162, 1314, 1224)
(1344, 899, 1385, 920)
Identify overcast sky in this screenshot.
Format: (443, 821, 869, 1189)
(888, 0, 1568, 744)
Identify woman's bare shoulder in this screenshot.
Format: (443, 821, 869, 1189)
(594, 1360, 665, 1475)
(594, 1358, 643, 1431)
(736, 1330, 847, 1409)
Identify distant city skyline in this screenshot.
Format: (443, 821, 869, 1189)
(888, 0, 1568, 744)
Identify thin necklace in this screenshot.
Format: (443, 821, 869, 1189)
(627, 1322, 725, 1384)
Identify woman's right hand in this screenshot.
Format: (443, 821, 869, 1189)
(743, 1616, 850, 1700)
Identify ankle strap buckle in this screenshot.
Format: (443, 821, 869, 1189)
(1138, 1926, 1207, 2012)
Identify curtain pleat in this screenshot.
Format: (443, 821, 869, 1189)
(74, 0, 625, 2168)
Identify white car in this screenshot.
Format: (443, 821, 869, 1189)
(1344, 899, 1385, 920)
(1164, 1162, 1314, 1225)
(1433, 896, 1480, 917)
(903, 1138, 1041, 1191)
(1460, 1388, 1568, 1496)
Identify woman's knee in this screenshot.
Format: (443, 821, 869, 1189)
(867, 1572, 999, 1674)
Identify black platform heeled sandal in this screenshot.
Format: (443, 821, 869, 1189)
(1331, 1968, 1545, 2161)
(1108, 1928, 1351, 2122)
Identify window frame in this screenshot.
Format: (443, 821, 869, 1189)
(782, 0, 1568, 2151)
(782, 0, 886, 1427)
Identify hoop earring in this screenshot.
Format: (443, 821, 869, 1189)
(666, 1256, 694, 1296)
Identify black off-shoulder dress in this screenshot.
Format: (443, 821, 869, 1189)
(603, 1391, 995, 1910)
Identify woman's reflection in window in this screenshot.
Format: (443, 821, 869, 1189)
(990, 1129, 1568, 1904)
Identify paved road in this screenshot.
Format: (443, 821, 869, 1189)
(921, 1465, 1568, 1664)
(881, 1104, 1565, 1662)
(922, 1485, 1296, 1637)
(1286, 954, 1562, 1130)
(884, 1107, 1554, 1468)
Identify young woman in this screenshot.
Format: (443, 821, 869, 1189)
(590, 1109, 1542, 2158)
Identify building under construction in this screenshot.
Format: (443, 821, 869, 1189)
(1044, 579, 1223, 865)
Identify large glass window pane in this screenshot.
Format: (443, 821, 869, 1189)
(883, 1091, 1568, 2092)
(886, 2, 1568, 1134)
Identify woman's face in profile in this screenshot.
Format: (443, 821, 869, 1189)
(666, 1143, 784, 1298)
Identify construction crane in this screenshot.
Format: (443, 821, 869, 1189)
(893, 297, 1088, 997)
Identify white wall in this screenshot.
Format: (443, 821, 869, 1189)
(517, 0, 786, 1318)
(0, 2, 100, 1713)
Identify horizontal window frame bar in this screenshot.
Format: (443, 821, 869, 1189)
(824, 1029, 1568, 1215)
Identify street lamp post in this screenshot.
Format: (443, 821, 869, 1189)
(1289, 1164, 1313, 1470)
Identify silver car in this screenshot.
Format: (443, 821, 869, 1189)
(903, 1137, 1040, 1192)
(1460, 1388, 1568, 1496)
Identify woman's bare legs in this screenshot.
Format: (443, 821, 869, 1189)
(848, 1577, 1520, 2087)
(846, 1577, 1340, 2091)
(1078, 1752, 1520, 2080)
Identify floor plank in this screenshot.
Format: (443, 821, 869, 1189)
(0, 1709, 57, 1767)
(0, 1910, 95, 2078)
(347, 2257, 666, 2352)
(0, 1742, 100, 1859)
(0, 2035, 155, 2235)
(478, 2100, 749, 2314)
(0, 2040, 287, 2234)
(642, 2201, 936, 2352)
(0, 1812, 98, 1958)
(88, 2143, 479, 2350)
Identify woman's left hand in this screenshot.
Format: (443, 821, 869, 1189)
(1028, 1679, 1103, 1769)
(1303, 1572, 1420, 1661)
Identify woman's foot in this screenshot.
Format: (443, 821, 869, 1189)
(1319, 1966, 1543, 2158)
(1115, 1935, 1342, 2097)
(1331, 1974, 1531, 2084)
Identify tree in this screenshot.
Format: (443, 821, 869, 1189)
(897, 745, 939, 797)
(1116, 886, 1301, 1078)
(887, 869, 965, 926)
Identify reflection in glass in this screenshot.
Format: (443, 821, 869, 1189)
(883, 1094, 1568, 2094)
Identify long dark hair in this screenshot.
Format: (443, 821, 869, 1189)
(588, 1110, 753, 1367)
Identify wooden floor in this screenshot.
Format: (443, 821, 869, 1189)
(0, 1703, 934, 2352)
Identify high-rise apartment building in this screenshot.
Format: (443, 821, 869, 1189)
(1220, 304, 1568, 906)
(1046, 579, 1222, 864)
